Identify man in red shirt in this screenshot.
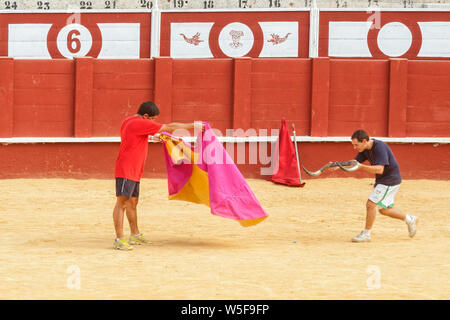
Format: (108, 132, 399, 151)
(113, 101, 203, 250)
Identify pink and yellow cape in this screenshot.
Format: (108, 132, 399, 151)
(160, 123, 268, 227)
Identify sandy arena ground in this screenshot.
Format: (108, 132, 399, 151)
(0, 177, 449, 300)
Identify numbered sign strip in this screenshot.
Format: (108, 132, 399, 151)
(0, 0, 154, 10)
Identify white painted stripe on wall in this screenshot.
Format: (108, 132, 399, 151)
(1, 137, 448, 144)
(418, 22, 450, 57)
(328, 21, 373, 57)
(170, 22, 214, 58)
(97, 23, 141, 59)
(259, 21, 299, 58)
(8, 24, 52, 59)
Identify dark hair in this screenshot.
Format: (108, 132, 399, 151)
(351, 129, 370, 142)
(137, 101, 160, 117)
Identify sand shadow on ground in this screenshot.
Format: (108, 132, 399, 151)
(146, 237, 246, 249)
(23, 235, 248, 251)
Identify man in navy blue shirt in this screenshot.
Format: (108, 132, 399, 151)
(349, 130, 418, 242)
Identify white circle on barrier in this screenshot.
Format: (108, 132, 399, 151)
(218, 22, 254, 58)
(377, 22, 412, 57)
(56, 24, 93, 59)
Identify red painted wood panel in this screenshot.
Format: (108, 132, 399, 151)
(172, 59, 233, 132)
(92, 89, 154, 136)
(93, 59, 154, 74)
(90, 59, 155, 136)
(250, 59, 311, 134)
(173, 105, 232, 122)
(406, 60, 450, 136)
(310, 57, 330, 136)
(172, 88, 232, 106)
(172, 73, 232, 89)
(0, 58, 14, 137)
(14, 74, 74, 89)
(13, 60, 74, 137)
(173, 59, 232, 73)
(233, 57, 252, 130)
(251, 73, 311, 89)
(14, 88, 73, 106)
(74, 57, 94, 137)
(252, 58, 311, 73)
(252, 104, 310, 121)
(0, 142, 448, 180)
(154, 57, 173, 124)
(328, 59, 390, 137)
(13, 60, 74, 74)
(94, 73, 154, 90)
(388, 59, 407, 137)
(2, 58, 450, 139)
(329, 105, 387, 122)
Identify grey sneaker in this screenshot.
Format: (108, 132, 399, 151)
(351, 231, 371, 243)
(406, 216, 418, 238)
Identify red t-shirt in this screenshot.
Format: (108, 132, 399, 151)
(114, 115, 163, 182)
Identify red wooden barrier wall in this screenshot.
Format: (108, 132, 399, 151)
(0, 57, 449, 180)
(251, 59, 312, 134)
(0, 142, 448, 180)
(407, 60, 450, 136)
(13, 60, 74, 137)
(172, 59, 233, 133)
(91, 59, 155, 136)
(328, 59, 390, 137)
(1, 57, 450, 138)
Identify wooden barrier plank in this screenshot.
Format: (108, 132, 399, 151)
(94, 73, 154, 90)
(406, 122, 450, 137)
(252, 103, 310, 121)
(252, 59, 311, 74)
(14, 89, 74, 105)
(311, 57, 330, 137)
(0, 57, 14, 138)
(14, 74, 74, 90)
(172, 73, 233, 89)
(14, 60, 74, 74)
(74, 57, 94, 137)
(388, 58, 408, 137)
(173, 59, 232, 74)
(233, 57, 252, 130)
(154, 57, 173, 124)
(172, 105, 232, 121)
(93, 59, 153, 74)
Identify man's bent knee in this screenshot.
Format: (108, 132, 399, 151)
(366, 200, 377, 210)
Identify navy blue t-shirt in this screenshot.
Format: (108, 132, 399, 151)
(354, 139, 402, 186)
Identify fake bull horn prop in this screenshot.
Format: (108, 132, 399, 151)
(302, 160, 360, 177)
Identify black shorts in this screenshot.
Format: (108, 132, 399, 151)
(116, 178, 140, 198)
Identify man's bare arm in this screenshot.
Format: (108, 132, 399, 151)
(157, 122, 204, 133)
(358, 164, 384, 175)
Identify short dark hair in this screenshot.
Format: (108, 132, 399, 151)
(351, 129, 370, 142)
(137, 101, 160, 117)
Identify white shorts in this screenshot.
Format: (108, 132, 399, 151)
(368, 184, 400, 209)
